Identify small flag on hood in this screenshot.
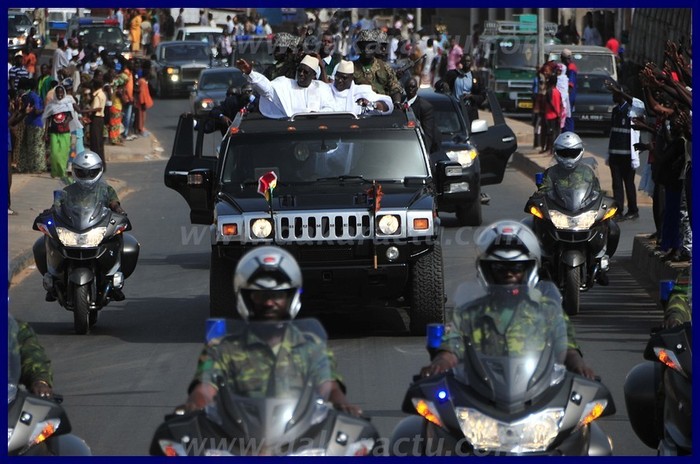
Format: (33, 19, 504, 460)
(366, 181, 383, 213)
(257, 171, 278, 202)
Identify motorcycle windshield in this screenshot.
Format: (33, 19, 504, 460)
(452, 284, 568, 410)
(207, 318, 332, 455)
(8, 316, 21, 404)
(58, 184, 111, 230)
(546, 169, 599, 211)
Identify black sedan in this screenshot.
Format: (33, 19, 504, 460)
(189, 67, 247, 116)
(419, 89, 517, 225)
(151, 41, 218, 98)
(573, 72, 615, 134)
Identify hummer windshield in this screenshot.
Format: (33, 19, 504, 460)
(221, 131, 429, 184)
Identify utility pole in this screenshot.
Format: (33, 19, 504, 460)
(538, 8, 545, 67)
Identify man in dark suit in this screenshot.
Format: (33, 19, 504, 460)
(404, 77, 439, 154)
(442, 54, 485, 123)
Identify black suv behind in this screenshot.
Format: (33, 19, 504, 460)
(164, 109, 451, 334)
(66, 17, 131, 59)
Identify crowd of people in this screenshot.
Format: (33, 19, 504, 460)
(8, 29, 156, 215)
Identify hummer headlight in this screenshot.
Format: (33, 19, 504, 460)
(250, 218, 273, 238)
(377, 215, 400, 235)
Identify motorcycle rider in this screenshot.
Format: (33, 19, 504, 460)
(185, 246, 363, 417)
(41, 150, 128, 301)
(536, 131, 620, 285)
(664, 266, 691, 328)
(419, 220, 596, 379)
(7, 314, 54, 398)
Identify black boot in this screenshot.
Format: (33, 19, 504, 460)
(596, 270, 609, 286)
(111, 288, 126, 301)
(45, 291, 56, 302)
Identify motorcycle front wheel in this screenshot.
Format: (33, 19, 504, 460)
(73, 284, 91, 335)
(563, 267, 581, 316)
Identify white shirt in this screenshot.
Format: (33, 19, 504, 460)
(247, 71, 334, 118)
(328, 82, 393, 116)
(52, 48, 70, 80)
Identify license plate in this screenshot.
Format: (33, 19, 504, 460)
(518, 101, 533, 109)
(580, 114, 604, 121)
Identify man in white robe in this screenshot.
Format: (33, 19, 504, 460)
(327, 60, 393, 116)
(236, 55, 333, 118)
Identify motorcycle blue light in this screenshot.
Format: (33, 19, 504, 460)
(436, 389, 448, 402)
(205, 318, 227, 343)
(426, 323, 445, 349)
(47, 220, 52, 226)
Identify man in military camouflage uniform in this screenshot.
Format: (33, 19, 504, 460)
(186, 246, 362, 416)
(263, 32, 302, 81)
(352, 29, 403, 106)
(664, 266, 691, 328)
(536, 132, 620, 280)
(420, 220, 595, 379)
(8, 316, 53, 398)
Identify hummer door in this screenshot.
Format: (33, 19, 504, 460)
(468, 91, 517, 186)
(164, 113, 219, 224)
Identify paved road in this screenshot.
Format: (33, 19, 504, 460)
(8, 96, 660, 455)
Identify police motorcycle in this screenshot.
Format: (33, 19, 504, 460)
(150, 318, 378, 456)
(32, 181, 139, 335)
(523, 133, 619, 316)
(624, 321, 692, 455)
(7, 317, 91, 456)
(390, 283, 616, 456)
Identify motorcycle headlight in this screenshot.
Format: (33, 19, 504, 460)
(446, 149, 478, 168)
(548, 210, 597, 231)
(200, 98, 215, 110)
(377, 214, 400, 235)
(455, 407, 564, 453)
(250, 218, 273, 238)
(55, 227, 107, 247)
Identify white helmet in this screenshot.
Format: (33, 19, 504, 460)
(475, 220, 541, 287)
(553, 132, 584, 170)
(234, 246, 302, 320)
(72, 150, 104, 188)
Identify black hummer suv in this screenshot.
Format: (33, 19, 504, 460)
(164, 108, 458, 334)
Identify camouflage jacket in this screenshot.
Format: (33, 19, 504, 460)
(59, 181, 120, 209)
(264, 57, 299, 81)
(665, 267, 692, 326)
(17, 320, 53, 388)
(439, 286, 578, 360)
(539, 163, 600, 194)
(193, 324, 339, 398)
(353, 58, 403, 98)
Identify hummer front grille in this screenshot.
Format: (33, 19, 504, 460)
(278, 212, 372, 242)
